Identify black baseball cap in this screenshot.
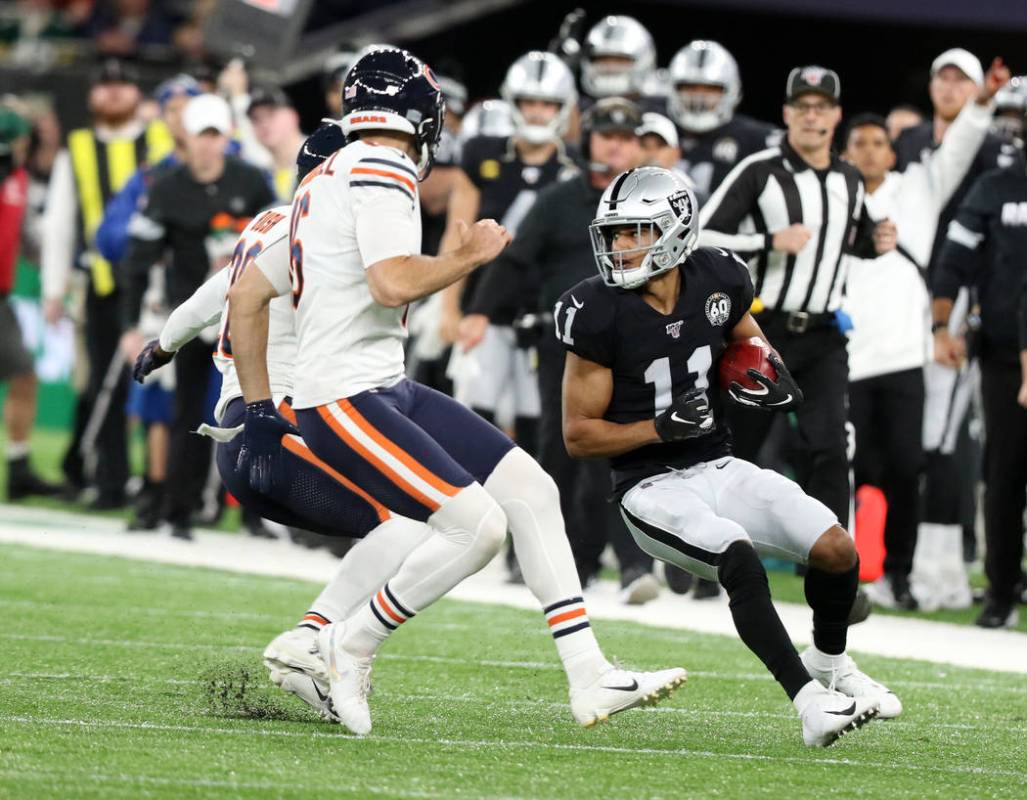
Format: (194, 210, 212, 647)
(247, 85, 291, 117)
(582, 96, 643, 135)
(786, 66, 840, 103)
(92, 57, 140, 86)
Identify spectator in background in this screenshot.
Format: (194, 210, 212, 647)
(246, 86, 305, 202)
(95, 73, 200, 530)
(119, 93, 273, 539)
(638, 112, 681, 169)
(0, 106, 60, 500)
(40, 57, 174, 507)
(87, 0, 175, 57)
(932, 146, 1027, 628)
(990, 76, 1026, 146)
(322, 49, 358, 118)
(893, 49, 1018, 597)
(885, 104, 923, 142)
(843, 59, 1005, 612)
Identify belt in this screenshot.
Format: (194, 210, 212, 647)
(759, 310, 835, 334)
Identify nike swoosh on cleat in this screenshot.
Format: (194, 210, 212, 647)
(602, 679, 640, 692)
(313, 683, 328, 702)
(825, 701, 857, 716)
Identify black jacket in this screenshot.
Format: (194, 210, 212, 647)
(467, 172, 603, 321)
(935, 164, 1027, 363)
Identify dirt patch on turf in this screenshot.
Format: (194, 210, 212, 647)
(200, 659, 305, 721)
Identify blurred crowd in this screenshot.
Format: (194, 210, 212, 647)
(0, 8, 1025, 629)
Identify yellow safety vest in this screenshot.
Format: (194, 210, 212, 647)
(67, 120, 174, 296)
(273, 166, 296, 203)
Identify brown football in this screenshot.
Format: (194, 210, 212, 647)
(718, 337, 777, 391)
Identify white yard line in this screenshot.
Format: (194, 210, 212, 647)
(2, 503, 1026, 674)
(1, 715, 1023, 779)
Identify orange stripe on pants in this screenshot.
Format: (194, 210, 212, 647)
(280, 434, 391, 523)
(337, 399, 462, 499)
(315, 404, 441, 512)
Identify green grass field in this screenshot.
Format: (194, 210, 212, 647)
(1, 544, 1024, 799)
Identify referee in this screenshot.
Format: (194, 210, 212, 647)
(698, 66, 895, 538)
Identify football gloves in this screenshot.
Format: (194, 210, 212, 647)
(132, 339, 173, 383)
(237, 399, 300, 495)
(655, 388, 715, 442)
(728, 352, 804, 411)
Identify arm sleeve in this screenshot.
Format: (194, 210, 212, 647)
(119, 183, 170, 329)
(40, 150, 76, 301)
(95, 168, 146, 264)
(466, 187, 552, 318)
(933, 179, 991, 301)
(253, 236, 292, 296)
(697, 156, 770, 255)
(158, 266, 231, 352)
(556, 285, 614, 366)
(923, 100, 993, 211)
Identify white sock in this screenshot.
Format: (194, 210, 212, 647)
(308, 516, 430, 622)
(803, 642, 847, 672)
(485, 448, 610, 688)
(7, 440, 29, 460)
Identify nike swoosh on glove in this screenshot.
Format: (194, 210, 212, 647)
(728, 352, 804, 411)
(237, 399, 300, 494)
(132, 339, 173, 383)
(654, 388, 715, 442)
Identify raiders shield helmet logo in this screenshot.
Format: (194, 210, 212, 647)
(705, 292, 731, 326)
(668, 190, 693, 224)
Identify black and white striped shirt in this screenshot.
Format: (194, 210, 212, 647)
(697, 138, 877, 314)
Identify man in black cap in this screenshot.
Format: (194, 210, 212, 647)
(459, 97, 661, 604)
(40, 57, 175, 506)
(698, 66, 896, 603)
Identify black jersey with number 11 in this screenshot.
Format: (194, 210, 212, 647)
(557, 247, 754, 496)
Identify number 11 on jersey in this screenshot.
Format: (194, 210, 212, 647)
(644, 346, 712, 414)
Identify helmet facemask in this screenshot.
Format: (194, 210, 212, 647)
(590, 210, 697, 290)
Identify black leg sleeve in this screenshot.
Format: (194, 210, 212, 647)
(805, 563, 859, 655)
(719, 541, 810, 700)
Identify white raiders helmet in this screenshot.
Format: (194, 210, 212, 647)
(581, 15, 656, 98)
(667, 40, 741, 133)
(459, 99, 516, 144)
(992, 75, 1027, 140)
(590, 166, 700, 289)
(500, 51, 577, 144)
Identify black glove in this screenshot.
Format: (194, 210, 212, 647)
(236, 399, 300, 494)
(654, 388, 715, 442)
(728, 352, 804, 411)
(132, 339, 173, 383)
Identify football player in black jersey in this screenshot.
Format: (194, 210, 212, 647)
(439, 50, 578, 449)
(667, 41, 779, 203)
(559, 166, 901, 746)
(577, 15, 666, 115)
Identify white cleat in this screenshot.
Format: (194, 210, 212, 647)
(317, 622, 374, 736)
(800, 648, 902, 719)
(263, 627, 336, 720)
(569, 666, 687, 727)
(795, 680, 880, 747)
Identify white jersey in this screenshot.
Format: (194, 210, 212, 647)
(159, 204, 297, 423)
(286, 140, 422, 409)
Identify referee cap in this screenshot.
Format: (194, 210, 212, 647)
(786, 66, 840, 103)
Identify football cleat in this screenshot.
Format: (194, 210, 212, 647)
(794, 680, 880, 747)
(317, 622, 374, 735)
(267, 666, 336, 721)
(569, 666, 687, 727)
(800, 647, 902, 719)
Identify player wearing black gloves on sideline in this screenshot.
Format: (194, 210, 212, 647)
(560, 166, 900, 746)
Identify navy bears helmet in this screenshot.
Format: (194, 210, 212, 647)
(296, 119, 347, 182)
(340, 46, 445, 179)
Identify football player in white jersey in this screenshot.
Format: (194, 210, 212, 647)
(227, 49, 685, 736)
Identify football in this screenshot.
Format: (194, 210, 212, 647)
(718, 336, 777, 391)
